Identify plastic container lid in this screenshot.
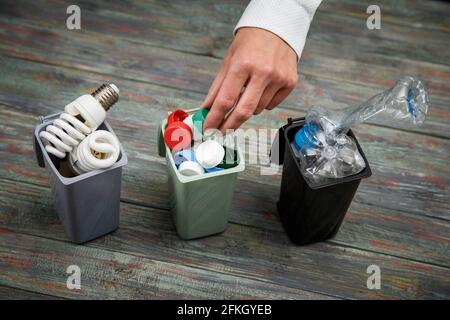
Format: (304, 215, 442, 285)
(218, 147, 238, 169)
(164, 121, 192, 151)
(294, 123, 320, 150)
(195, 139, 225, 169)
(173, 148, 196, 167)
(183, 115, 194, 130)
(178, 160, 204, 176)
(205, 166, 224, 173)
(184, 114, 203, 141)
(168, 109, 189, 125)
(192, 108, 209, 136)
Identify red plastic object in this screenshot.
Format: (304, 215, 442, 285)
(164, 122, 192, 150)
(168, 110, 189, 125)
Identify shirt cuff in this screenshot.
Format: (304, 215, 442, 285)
(234, 0, 321, 61)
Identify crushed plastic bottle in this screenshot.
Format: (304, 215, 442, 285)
(295, 76, 429, 184)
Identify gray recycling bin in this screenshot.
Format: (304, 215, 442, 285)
(33, 112, 128, 243)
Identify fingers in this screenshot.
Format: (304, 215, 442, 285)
(219, 77, 266, 131)
(204, 65, 249, 130)
(202, 56, 230, 108)
(253, 83, 282, 115)
(266, 75, 298, 110)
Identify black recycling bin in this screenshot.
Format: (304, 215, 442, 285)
(273, 117, 372, 245)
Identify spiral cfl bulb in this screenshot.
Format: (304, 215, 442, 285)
(39, 83, 119, 159)
(68, 130, 120, 175)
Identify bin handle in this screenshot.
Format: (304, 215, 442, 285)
(33, 116, 47, 168)
(287, 117, 305, 124)
(157, 122, 166, 157)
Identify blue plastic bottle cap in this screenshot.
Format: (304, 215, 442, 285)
(195, 140, 225, 169)
(173, 149, 196, 167)
(178, 161, 204, 176)
(294, 123, 319, 150)
(205, 166, 224, 173)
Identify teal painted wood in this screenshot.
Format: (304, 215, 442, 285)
(0, 179, 448, 299)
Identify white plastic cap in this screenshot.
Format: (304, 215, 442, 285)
(183, 115, 203, 141)
(195, 140, 225, 169)
(178, 161, 205, 176)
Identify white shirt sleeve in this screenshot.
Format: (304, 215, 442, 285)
(234, 0, 322, 61)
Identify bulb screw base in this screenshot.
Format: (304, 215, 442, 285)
(91, 84, 120, 111)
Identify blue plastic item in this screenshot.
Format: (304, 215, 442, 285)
(173, 149, 196, 167)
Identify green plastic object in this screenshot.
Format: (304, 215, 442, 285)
(158, 108, 245, 239)
(192, 108, 209, 136)
(217, 147, 238, 169)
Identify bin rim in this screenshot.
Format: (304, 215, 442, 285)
(160, 108, 245, 184)
(34, 112, 128, 186)
(283, 117, 371, 190)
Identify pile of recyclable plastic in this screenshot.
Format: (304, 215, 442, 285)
(163, 108, 239, 176)
(294, 76, 429, 185)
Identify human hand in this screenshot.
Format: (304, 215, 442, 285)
(203, 27, 298, 131)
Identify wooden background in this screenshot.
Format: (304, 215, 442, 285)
(0, 0, 449, 299)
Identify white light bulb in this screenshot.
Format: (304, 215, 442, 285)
(68, 130, 120, 175)
(39, 84, 119, 159)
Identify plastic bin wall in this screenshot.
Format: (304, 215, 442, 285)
(33, 112, 128, 243)
(158, 109, 245, 239)
(277, 118, 371, 245)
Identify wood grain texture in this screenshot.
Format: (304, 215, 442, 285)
(0, 0, 449, 300)
(0, 58, 448, 221)
(0, 1, 449, 138)
(0, 285, 63, 300)
(1, 231, 329, 300)
(0, 179, 448, 299)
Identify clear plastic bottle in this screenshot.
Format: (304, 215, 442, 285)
(294, 76, 429, 184)
(304, 76, 429, 139)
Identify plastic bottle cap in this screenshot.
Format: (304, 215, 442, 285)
(205, 166, 224, 173)
(294, 123, 319, 150)
(217, 147, 238, 169)
(192, 108, 209, 136)
(178, 161, 204, 176)
(183, 115, 194, 130)
(173, 148, 196, 167)
(164, 122, 192, 151)
(168, 109, 189, 125)
(195, 139, 225, 169)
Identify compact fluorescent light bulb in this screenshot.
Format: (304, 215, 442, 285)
(68, 130, 120, 175)
(39, 84, 119, 159)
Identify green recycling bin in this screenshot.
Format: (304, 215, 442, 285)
(158, 108, 245, 239)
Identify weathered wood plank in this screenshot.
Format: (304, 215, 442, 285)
(0, 285, 63, 300)
(1, 17, 449, 138)
(1, 0, 448, 62)
(0, 179, 449, 299)
(1, 139, 449, 268)
(0, 58, 448, 220)
(0, 231, 328, 300)
(321, 0, 450, 33)
(0, 0, 448, 301)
